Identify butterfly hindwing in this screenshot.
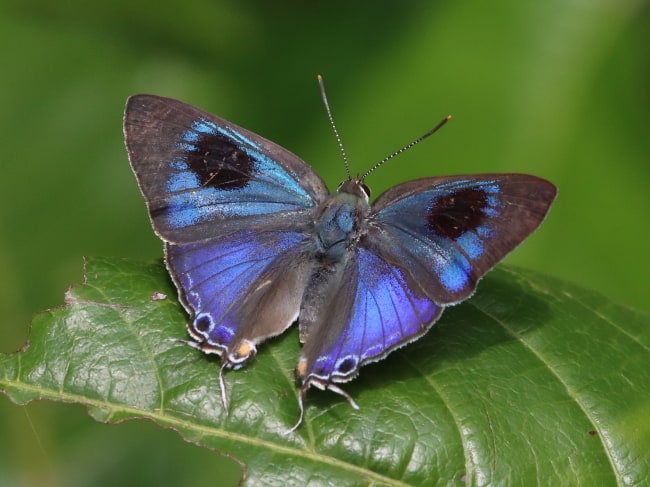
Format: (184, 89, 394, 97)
(124, 95, 328, 243)
(166, 229, 313, 367)
(297, 247, 442, 387)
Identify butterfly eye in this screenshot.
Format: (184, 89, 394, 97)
(360, 182, 371, 199)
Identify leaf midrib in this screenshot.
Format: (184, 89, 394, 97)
(0, 378, 413, 487)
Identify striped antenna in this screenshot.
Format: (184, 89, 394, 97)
(360, 115, 452, 181)
(317, 75, 351, 180)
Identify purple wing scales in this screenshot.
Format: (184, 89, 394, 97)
(297, 248, 441, 389)
(166, 229, 313, 368)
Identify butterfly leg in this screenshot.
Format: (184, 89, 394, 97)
(284, 377, 361, 434)
(172, 336, 245, 410)
(325, 383, 360, 410)
(304, 376, 360, 410)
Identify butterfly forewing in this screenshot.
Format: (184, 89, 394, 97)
(124, 95, 329, 243)
(367, 174, 557, 304)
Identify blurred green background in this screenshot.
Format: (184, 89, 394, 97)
(1, 0, 648, 485)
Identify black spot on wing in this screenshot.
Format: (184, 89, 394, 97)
(336, 357, 357, 375)
(195, 315, 211, 333)
(186, 133, 253, 190)
(427, 187, 488, 239)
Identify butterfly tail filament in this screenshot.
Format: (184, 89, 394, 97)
(219, 362, 230, 413)
(284, 376, 361, 434)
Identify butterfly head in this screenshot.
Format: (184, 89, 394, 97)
(337, 178, 371, 201)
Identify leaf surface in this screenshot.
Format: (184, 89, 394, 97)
(1, 257, 648, 485)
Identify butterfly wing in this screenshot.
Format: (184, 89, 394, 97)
(124, 95, 327, 368)
(367, 174, 557, 304)
(297, 247, 442, 389)
(124, 95, 329, 242)
(296, 174, 555, 401)
(166, 230, 312, 367)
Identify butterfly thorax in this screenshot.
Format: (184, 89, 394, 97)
(314, 181, 370, 264)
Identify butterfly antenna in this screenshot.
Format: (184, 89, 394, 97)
(318, 75, 351, 180)
(360, 114, 452, 181)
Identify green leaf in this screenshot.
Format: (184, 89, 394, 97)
(1, 257, 648, 485)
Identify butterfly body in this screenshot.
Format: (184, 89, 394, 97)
(313, 184, 369, 262)
(124, 94, 556, 429)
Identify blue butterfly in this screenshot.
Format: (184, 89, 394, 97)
(124, 80, 556, 431)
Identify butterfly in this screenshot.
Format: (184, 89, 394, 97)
(124, 78, 556, 431)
